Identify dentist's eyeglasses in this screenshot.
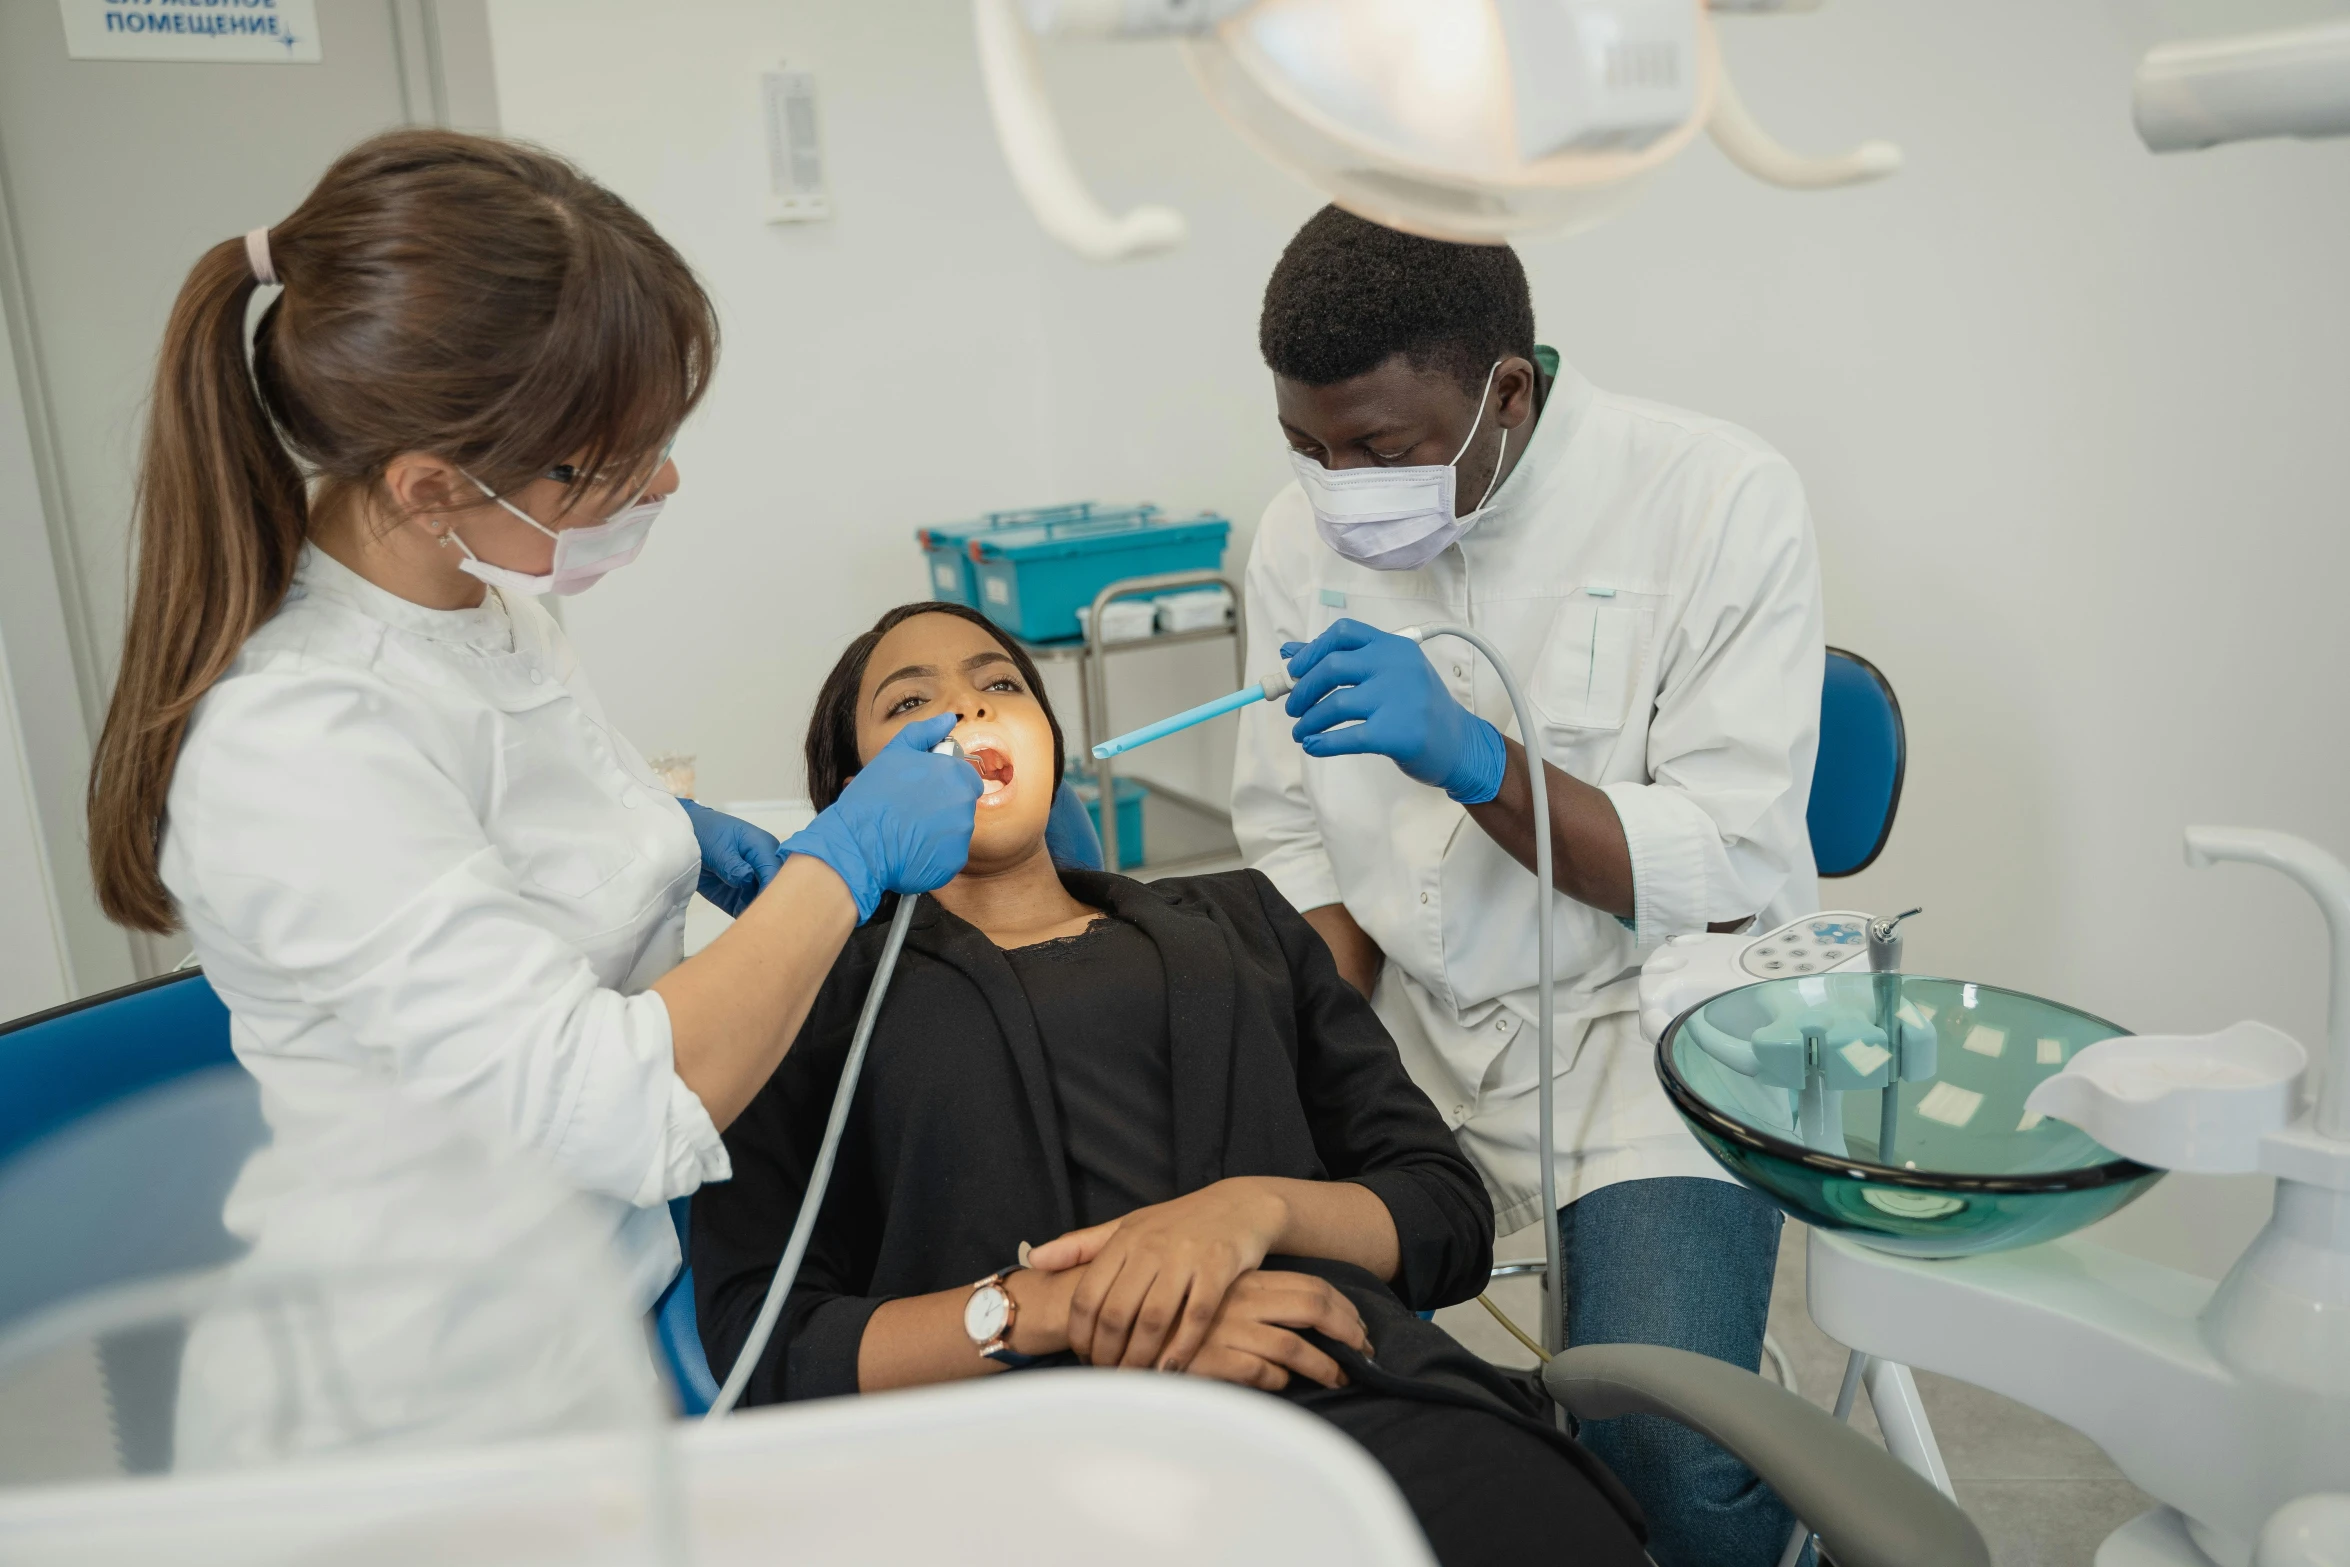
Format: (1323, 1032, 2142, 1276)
(545, 438, 676, 492)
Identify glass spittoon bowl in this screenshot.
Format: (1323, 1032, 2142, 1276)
(1658, 972, 2165, 1258)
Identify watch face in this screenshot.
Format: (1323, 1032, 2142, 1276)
(964, 1284, 1009, 1344)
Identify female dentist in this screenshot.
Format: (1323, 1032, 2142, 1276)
(83, 129, 978, 1325)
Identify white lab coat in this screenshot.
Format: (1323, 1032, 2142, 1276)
(162, 547, 727, 1312)
(1233, 359, 1824, 1234)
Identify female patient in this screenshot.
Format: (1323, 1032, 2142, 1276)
(693, 602, 1645, 1567)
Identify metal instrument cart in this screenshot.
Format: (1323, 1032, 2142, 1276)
(1016, 568, 1246, 876)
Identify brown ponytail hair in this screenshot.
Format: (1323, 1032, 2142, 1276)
(88, 128, 719, 932)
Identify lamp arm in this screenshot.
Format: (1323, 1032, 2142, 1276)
(973, 0, 1189, 263)
(1706, 50, 1902, 189)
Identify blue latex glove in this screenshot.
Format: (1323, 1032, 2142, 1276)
(678, 797, 785, 919)
(780, 712, 983, 922)
(1283, 618, 1508, 805)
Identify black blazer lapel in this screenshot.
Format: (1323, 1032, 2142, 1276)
(903, 899, 1078, 1233)
(1070, 873, 1238, 1193)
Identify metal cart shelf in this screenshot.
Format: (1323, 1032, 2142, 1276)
(1015, 568, 1246, 877)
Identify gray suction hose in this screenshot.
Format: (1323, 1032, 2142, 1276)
(1399, 626, 1562, 1361)
(705, 742, 960, 1419)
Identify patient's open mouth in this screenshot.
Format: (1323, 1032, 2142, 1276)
(967, 747, 1014, 799)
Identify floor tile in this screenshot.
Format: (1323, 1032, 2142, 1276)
(1952, 1478, 2154, 1567)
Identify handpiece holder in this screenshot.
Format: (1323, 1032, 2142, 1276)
(2183, 826, 2350, 1143)
(1868, 908, 1921, 973)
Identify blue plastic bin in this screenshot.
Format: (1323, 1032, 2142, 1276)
(970, 512, 1231, 643)
(1067, 775, 1148, 870)
(917, 503, 1146, 607)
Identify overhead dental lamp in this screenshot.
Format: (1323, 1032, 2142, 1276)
(975, 0, 1902, 261)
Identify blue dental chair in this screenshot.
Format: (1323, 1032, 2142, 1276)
(0, 691, 1977, 1560)
(0, 972, 253, 1472)
(9, 659, 1889, 1416)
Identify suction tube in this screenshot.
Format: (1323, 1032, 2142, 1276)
(706, 742, 962, 1419)
(1091, 668, 1297, 760)
(1393, 626, 1565, 1364)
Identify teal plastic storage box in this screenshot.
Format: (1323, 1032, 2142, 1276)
(916, 503, 1142, 607)
(970, 512, 1231, 643)
(1067, 775, 1148, 870)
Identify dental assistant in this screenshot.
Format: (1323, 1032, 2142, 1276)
(84, 129, 979, 1315)
(1232, 208, 1825, 1567)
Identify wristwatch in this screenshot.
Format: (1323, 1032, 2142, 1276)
(964, 1264, 1042, 1368)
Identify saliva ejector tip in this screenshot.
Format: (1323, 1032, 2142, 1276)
(1089, 669, 1296, 761)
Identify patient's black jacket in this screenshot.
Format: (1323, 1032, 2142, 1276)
(690, 869, 1643, 1551)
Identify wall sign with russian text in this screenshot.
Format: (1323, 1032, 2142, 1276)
(59, 0, 322, 63)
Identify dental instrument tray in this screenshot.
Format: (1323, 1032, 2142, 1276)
(960, 508, 1232, 643)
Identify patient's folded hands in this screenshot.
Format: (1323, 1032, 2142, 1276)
(1176, 1271, 1366, 1391)
(1030, 1178, 1294, 1371)
(1001, 1253, 1368, 1391)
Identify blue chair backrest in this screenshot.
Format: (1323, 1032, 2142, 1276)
(657, 1197, 720, 1415)
(0, 971, 727, 1418)
(1809, 648, 1906, 878)
(0, 971, 235, 1168)
(0, 975, 247, 1472)
(1045, 776, 1105, 872)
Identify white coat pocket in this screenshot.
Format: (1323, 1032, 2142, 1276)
(1533, 601, 1650, 732)
(1529, 599, 1654, 783)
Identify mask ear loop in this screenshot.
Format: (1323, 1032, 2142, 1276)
(1453, 360, 1512, 517)
(446, 470, 564, 561)
(446, 439, 678, 561)
(1448, 360, 1505, 468)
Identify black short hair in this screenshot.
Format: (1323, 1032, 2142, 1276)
(804, 601, 1065, 811)
(1259, 206, 1535, 395)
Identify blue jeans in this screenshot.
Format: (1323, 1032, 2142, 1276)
(1558, 1176, 1802, 1567)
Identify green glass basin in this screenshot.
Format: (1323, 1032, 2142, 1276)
(1658, 973, 2163, 1257)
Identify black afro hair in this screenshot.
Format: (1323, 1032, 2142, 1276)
(1259, 206, 1535, 396)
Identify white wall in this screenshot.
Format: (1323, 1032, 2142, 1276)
(0, 621, 72, 1021)
(491, 0, 2350, 1275)
(488, 0, 1308, 810)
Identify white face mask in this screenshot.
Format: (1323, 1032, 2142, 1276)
(1290, 360, 1510, 572)
(449, 469, 667, 597)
